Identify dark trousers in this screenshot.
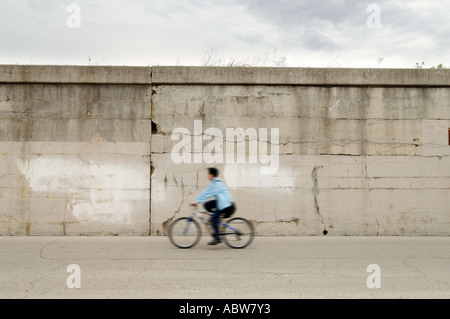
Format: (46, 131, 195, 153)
(204, 200, 235, 240)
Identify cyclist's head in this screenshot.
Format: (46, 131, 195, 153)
(208, 167, 219, 178)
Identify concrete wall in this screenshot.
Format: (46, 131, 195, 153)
(1, 65, 449, 236)
(0, 66, 152, 235)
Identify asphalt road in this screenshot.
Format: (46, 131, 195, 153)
(0, 236, 449, 299)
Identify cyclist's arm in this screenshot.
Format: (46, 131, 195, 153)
(195, 182, 218, 204)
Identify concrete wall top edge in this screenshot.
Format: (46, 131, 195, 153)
(1, 65, 450, 87)
(0, 65, 152, 84)
(152, 66, 450, 87)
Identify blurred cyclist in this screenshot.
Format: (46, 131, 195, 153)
(191, 168, 236, 245)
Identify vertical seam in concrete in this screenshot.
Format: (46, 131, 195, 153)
(149, 67, 153, 236)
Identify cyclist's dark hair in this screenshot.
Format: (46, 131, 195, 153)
(208, 167, 219, 177)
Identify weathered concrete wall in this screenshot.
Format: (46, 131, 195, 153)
(0, 66, 152, 235)
(1, 65, 449, 236)
(151, 67, 450, 236)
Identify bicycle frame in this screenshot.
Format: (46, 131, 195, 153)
(185, 209, 240, 236)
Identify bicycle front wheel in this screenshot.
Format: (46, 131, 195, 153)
(169, 217, 201, 249)
(221, 218, 255, 249)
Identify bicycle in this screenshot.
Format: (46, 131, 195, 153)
(168, 206, 255, 249)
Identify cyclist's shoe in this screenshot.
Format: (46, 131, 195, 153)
(208, 238, 221, 246)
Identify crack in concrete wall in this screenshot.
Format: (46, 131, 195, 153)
(311, 166, 327, 235)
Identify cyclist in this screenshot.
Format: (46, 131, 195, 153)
(191, 168, 236, 246)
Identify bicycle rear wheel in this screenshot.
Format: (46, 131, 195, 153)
(221, 218, 255, 249)
(169, 217, 201, 249)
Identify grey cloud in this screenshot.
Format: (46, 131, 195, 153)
(232, 0, 450, 62)
(246, 0, 368, 28)
(236, 0, 369, 52)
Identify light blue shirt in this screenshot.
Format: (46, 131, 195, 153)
(195, 178, 234, 211)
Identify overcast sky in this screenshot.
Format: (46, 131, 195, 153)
(1, 0, 449, 68)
